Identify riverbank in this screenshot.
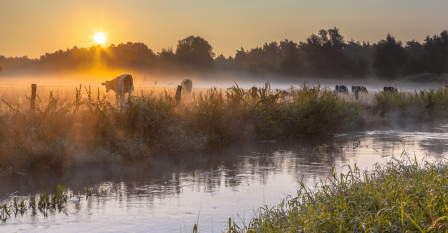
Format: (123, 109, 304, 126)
(1, 82, 448, 175)
(229, 157, 448, 232)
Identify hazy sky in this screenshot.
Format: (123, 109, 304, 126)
(1, 0, 447, 59)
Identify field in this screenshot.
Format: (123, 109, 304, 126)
(1, 82, 448, 175)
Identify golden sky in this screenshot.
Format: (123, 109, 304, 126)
(1, 0, 447, 59)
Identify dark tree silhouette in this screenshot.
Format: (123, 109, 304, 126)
(402, 40, 425, 75)
(343, 40, 372, 77)
(157, 48, 177, 70)
(279, 40, 300, 75)
(234, 47, 250, 70)
(175, 36, 215, 70)
(232, 43, 281, 74)
(405, 40, 424, 58)
(301, 27, 350, 76)
(373, 34, 407, 79)
(421, 30, 448, 75)
(0, 29, 446, 80)
(215, 54, 234, 70)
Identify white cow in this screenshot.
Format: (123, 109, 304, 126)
(101, 74, 134, 103)
(181, 79, 193, 98)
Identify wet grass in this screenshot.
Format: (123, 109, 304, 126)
(1, 82, 448, 175)
(0, 183, 92, 221)
(228, 156, 448, 232)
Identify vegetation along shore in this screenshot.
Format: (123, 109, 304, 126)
(1, 82, 448, 175)
(222, 156, 448, 232)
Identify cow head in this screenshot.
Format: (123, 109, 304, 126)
(101, 81, 111, 92)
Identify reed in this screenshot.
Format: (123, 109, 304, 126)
(230, 156, 448, 232)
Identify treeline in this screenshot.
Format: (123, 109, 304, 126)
(0, 28, 447, 80)
(218, 28, 447, 80)
(0, 35, 214, 75)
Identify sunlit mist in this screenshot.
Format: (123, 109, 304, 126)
(94, 33, 106, 44)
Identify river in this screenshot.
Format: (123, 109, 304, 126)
(1, 121, 447, 232)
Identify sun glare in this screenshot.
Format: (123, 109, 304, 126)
(94, 33, 106, 44)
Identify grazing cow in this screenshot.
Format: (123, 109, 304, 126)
(250, 86, 258, 99)
(352, 86, 368, 94)
(335, 85, 349, 93)
(101, 74, 134, 103)
(384, 86, 397, 93)
(181, 79, 193, 98)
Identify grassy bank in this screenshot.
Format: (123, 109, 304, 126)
(229, 157, 448, 232)
(1, 82, 448, 175)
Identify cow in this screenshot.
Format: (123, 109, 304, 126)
(335, 85, 349, 93)
(101, 74, 134, 103)
(181, 79, 193, 98)
(250, 86, 258, 99)
(384, 86, 398, 93)
(352, 86, 368, 94)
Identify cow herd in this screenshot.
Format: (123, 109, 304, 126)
(100, 74, 401, 104)
(101, 74, 193, 103)
(335, 85, 398, 94)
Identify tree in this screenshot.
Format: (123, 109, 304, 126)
(215, 54, 234, 70)
(300, 27, 350, 76)
(405, 40, 424, 58)
(401, 40, 425, 75)
(373, 34, 407, 79)
(421, 30, 448, 75)
(176, 36, 215, 70)
(234, 47, 250, 70)
(279, 40, 300, 75)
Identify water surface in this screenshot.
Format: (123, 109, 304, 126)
(1, 121, 447, 232)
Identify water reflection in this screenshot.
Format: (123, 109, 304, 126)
(1, 121, 448, 232)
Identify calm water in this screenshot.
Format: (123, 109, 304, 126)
(1, 121, 448, 232)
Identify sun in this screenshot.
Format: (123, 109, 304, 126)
(94, 33, 106, 44)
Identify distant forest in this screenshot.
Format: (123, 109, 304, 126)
(0, 27, 447, 81)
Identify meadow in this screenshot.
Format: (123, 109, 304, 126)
(1, 82, 448, 175)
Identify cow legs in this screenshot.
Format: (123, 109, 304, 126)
(116, 93, 121, 104)
(121, 89, 126, 102)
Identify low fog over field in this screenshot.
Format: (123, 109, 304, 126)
(1, 72, 446, 94)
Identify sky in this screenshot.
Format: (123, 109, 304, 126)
(0, 0, 447, 59)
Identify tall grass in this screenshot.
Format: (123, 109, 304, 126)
(1, 82, 448, 175)
(232, 156, 448, 232)
(373, 88, 448, 120)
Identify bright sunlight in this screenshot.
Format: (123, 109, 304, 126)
(94, 33, 106, 44)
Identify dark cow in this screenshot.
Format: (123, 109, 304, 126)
(335, 85, 348, 93)
(384, 86, 398, 93)
(101, 74, 134, 103)
(181, 79, 193, 98)
(250, 86, 258, 99)
(352, 86, 368, 94)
